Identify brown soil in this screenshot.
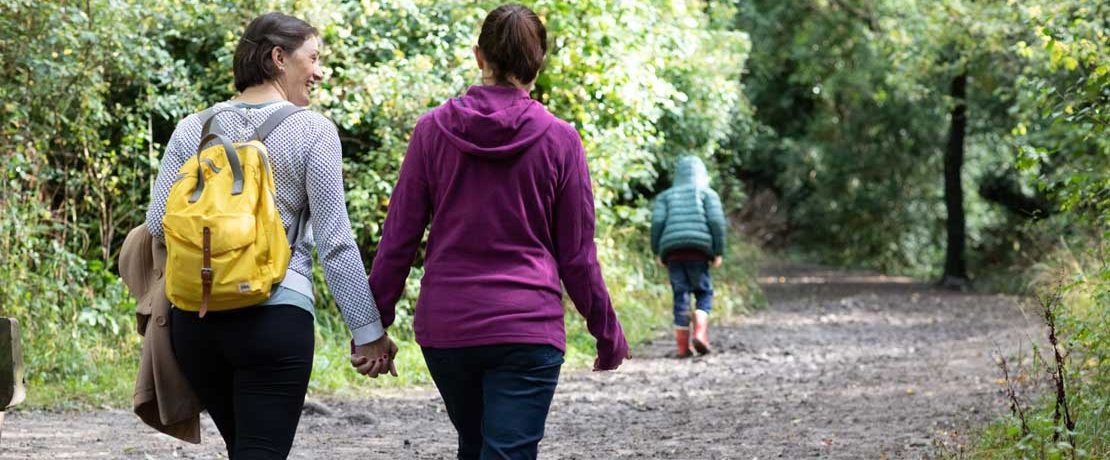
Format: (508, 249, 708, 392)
(0, 264, 1038, 459)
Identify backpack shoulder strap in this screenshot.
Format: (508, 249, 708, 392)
(196, 106, 224, 139)
(254, 105, 306, 142)
(197, 106, 218, 125)
(286, 208, 308, 250)
(249, 104, 307, 249)
(198, 106, 252, 140)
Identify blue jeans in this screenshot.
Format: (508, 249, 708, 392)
(422, 344, 564, 460)
(668, 260, 713, 327)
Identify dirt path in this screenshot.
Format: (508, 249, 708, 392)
(1, 264, 1037, 459)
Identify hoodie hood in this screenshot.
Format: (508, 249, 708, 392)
(674, 156, 711, 188)
(432, 85, 554, 159)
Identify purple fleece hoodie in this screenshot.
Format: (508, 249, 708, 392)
(368, 85, 628, 369)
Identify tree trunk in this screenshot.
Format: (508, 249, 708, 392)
(941, 72, 969, 287)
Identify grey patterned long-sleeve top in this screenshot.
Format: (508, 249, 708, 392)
(146, 100, 385, 345)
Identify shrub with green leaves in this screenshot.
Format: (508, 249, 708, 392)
(967, 0, 1109, 456)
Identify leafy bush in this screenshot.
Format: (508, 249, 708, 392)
(965, 0, 1109, 456)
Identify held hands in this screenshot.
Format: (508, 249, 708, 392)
(350, 333, 399, 379)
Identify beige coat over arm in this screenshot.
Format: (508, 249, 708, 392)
(119, 224, 202, 443)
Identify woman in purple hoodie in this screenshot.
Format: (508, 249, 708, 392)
(367, 4, 629, 459)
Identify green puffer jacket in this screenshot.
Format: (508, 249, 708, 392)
(650, 156, 726, 259)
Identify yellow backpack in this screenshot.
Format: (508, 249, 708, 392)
(163, 105, 305, 317)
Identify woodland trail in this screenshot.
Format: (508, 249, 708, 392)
(0, 263, 1037, 459)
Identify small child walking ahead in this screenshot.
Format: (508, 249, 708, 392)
(651, 156, 727, 358)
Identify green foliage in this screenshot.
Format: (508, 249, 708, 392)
(733, 3, 1107, 453)
(967, 1, 1108, 450)
(0, 152, 138, 407)
(1009, 0, 1109, 228)
(737, 0, 948, 273)
(0, 0, 759, 406)
(973, 252, 1110, 458)
(736, 0, 1053, 277)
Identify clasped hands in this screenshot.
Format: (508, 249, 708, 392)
(350, 333, 399, 378)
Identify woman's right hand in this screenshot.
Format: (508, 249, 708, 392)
(593, 337, 631, 372)
(593, 351, 630, 372)
(351, 333, 399, 378)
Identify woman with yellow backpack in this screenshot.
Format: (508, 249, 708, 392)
(145, 12, 395, 458)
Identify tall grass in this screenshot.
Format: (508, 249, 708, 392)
(1, 153, 140, 408)
(965, 236, 1110, 459)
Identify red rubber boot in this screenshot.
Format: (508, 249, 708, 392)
(675, 328, 692, 358)
(692, 310, 711, 355)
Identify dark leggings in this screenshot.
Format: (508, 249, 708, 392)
(171, 305, 314, 460)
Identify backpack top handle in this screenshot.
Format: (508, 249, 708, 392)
(187, 104, 305, 204)
(189, 132, 244, 203)
(199, 107, 252, 140)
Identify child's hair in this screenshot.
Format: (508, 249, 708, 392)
(478, 4, 547, 85)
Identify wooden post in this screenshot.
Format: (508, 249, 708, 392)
(0, 318, 26, 440)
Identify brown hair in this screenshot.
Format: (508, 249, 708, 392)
(478, 4, 547, 85)
(233, 12, 318, 92)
